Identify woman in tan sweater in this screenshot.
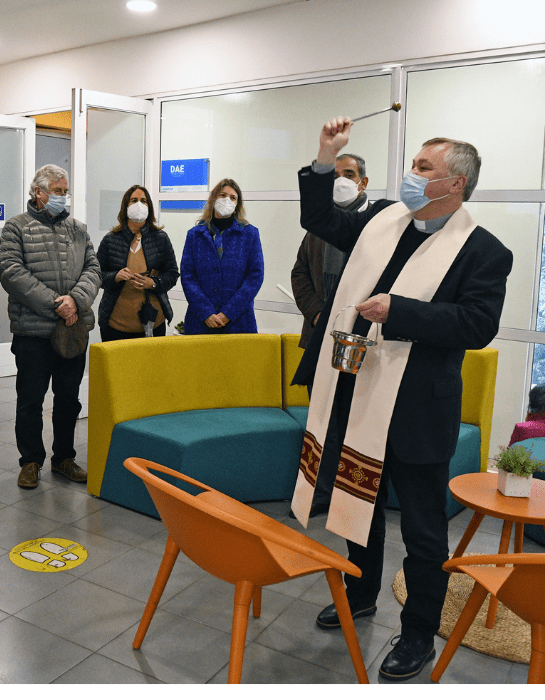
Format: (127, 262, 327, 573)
(97, 185, 179, 340)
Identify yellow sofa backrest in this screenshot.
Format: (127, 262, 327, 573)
(281, 334, 309, 409)
(461, 347, 498, 472)
(281, 335, 498, 473)
(88, 334, 282, 495)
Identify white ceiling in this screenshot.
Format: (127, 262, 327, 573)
(0, 0, 300, 66)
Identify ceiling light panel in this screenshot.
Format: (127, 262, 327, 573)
(126, 1, 157, 12)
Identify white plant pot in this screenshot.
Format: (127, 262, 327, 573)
(497, 469, 533, 497)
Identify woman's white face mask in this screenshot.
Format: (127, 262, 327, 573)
(333, 177, 360, 207)
(127, 202, 148, 223)
(214, 197, 236, 217)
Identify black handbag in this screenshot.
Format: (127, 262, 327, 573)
(138, 289, 159, 337)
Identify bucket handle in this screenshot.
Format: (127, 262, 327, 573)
(331, 305, 379, 344)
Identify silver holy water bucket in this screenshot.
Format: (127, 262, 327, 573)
(330, 305, 378, 374)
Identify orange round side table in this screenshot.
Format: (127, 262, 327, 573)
(449, 472, 545, 629)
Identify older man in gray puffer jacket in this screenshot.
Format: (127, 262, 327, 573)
(0, 164, 101, 489)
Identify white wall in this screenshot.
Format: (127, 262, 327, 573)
(2, 0, 545, 115)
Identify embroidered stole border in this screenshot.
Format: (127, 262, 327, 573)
(299, 431, 322, 489)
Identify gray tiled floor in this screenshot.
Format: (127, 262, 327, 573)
(0, 373, 542, 684)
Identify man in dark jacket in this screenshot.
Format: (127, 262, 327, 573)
(0, 164, 101, 489)
(291, 153, 369, 349)
(290, 117, 512, 680)
(290, 153, 369, 519)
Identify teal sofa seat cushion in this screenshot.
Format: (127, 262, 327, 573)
(100, 407, 304, 518)
(284, 406, 308, 430)
(510, 437, 545, 546)
(387, 423, 481, 518)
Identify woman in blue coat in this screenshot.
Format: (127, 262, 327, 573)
(180, 178, 264, 334)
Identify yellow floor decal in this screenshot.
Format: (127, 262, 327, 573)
(9, 537, 88, 572)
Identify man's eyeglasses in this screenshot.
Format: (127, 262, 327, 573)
(42, 187, 70, 197)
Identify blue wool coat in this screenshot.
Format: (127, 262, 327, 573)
(180, 219, 264, 334)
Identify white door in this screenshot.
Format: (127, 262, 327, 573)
(0, 115, 35, 371)
(71, 89, 155, 252)
(71, 90, 156, 355)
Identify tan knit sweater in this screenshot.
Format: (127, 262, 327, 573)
(109, 243, 165, 332)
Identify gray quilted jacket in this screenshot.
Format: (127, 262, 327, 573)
(0, 200, 101, 338)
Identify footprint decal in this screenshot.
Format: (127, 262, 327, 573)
(20, 551, 49, 564)
(41, 542, 67, 555)
(9, 538, 88, 573)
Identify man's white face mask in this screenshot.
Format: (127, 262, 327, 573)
(333, 177, 360, 207)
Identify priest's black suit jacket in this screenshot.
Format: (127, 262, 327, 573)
(292, 166, 513, 465)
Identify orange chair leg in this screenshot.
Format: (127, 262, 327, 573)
(528, 623, 545, 684)
(252, 586, 262, 619)
(485, 520, 513, 629)
(325, 569, 369, 684)
(450, 512, 485, 559)
(431, 583, 489, 682)
(228, 580, 254, 684)
(133, 535, 180, 650)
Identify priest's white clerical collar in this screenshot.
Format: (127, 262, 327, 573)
(413, 212, 453, 234)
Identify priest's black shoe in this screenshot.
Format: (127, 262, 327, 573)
(379, 634, 435, 681)
(288, 502, 329, 519)
(316, 597, 377, 629)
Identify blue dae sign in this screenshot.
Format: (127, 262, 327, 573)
(161, 159, 210, 192)
(0, 204, 5, 223)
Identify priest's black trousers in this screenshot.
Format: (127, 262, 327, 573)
(319, 371, 450, 644)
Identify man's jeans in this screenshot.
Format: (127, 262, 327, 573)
(12, 335, 86, 467)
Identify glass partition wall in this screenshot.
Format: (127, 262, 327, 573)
(157, 55, 545, 457)
(159, 74, 392, 334)
(86, 108, 145, 252)
(404, 56, 545, 460)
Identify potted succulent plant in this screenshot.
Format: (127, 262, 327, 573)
(495, 443, 545, 497)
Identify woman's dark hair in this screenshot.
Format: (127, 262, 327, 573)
(111, 185, 163, 233)
(198, 178, 248, 229)
(529, 385, 545, 414)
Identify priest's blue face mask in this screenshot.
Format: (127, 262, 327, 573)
(399, 171, 456, 212)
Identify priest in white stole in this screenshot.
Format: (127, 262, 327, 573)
(290, 117, 513, 681)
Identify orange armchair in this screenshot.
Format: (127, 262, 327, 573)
(431, 553, 545, 684)
(124, 457, 369, 684)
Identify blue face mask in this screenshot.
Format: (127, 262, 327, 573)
(399, 171, 455, 212)
(44, 193, 67, 216)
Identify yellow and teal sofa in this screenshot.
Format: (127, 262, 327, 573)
(88, 334, 304, 517)
(88, 334, 498, 520)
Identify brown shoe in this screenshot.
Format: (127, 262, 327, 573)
(52, 458, 87, 483)
(17, 462, 42, 489)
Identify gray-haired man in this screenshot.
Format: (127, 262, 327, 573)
(0, 164, 101, 489)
